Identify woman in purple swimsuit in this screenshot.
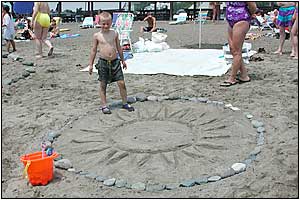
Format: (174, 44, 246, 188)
(221, 2, 257, 87)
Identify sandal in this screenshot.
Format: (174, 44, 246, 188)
(122, 103, 134, 112)
(101, 106, 111, 114)
(220, 81, 239, 87)
(48, 47, 54, 56)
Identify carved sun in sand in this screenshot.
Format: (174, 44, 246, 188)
(56, 100, 256, 184)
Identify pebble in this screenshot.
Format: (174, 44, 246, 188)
(95, 176, 106, 182)
(257, 126, 265, 133)
(180, 179, 196, 187)
(3, 79, 12, 85)
(115, 179, 127, 188)
(198, 97, 208, 103)
(194, 177, 208, 185)
(54, 155, 63, 161)
(135, 93, 147, 102)
(251, 120, 264, 128)
(208, 176, 221, 182)
(12, 77, 20, 83)
(157, 96, 169, 101)
(246, 114, 253, 119)
(125, 182, 132, 189)
(131, 182, 146, 191)
(79, 171, 89, 175)
(127, 96, 137, 104)
(22, 71, 30, 78)
(248, 154, 256, 161)
(165, 183, 179, 190)
(103, 178, 116, 186)
(189, 97, 198, 102)
(250, 146, 261, 156)
(22, 62, 34, 66)
(85, 173, 98, 180)
(231, 163, 246, 173)
(220, 168, 236, 178)
(48, 131, 61, 139)
(109, 100, 122, 108)
(242, 159, 252, 166)
(257, 135, 264, 146)
(230, 107, 240, 111)
(67, 168, 76, 172)
(225, 103, 233, 108)
(54, 159, 73, 170)
(147, 95, 158, 101)
(146, 183, 165, 192)
(25, 67, 36, 73)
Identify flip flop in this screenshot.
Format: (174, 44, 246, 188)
(220, 81, 239, 87)
(101, 106, 111, 114)
(122, 103, 135, 112)
(237, 78, 251, 84)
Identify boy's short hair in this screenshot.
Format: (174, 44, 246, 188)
(99, 11, 112, 21)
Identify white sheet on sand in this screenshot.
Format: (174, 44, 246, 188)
(80, 49, 255, 76)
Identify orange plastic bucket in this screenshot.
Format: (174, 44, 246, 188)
(20, 151, 58, 186)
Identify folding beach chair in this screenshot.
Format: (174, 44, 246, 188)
(223, 43, 252, 64)
(169, 13, 187, 25)
(194, 11, 209, 24)
(80, 17, 94, 29)
(114, 12, 134, 53)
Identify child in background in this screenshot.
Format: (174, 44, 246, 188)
(2, 5, 16, 53)
(88, 11, 134, 114)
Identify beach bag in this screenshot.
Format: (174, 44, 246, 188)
(151, 32, 167, 43)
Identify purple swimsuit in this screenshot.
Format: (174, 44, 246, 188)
(226, 2, 251, 28)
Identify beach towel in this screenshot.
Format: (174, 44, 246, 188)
(81, 49, 257, 76)
(59, 33, 80, 39)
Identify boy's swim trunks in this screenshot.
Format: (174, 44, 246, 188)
(95, 58, 124, 84)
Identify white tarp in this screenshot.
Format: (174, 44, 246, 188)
(80, 49, 257, 76)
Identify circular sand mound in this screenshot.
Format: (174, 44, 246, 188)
(56, 101, 256, 184)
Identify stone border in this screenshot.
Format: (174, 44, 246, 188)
(50, 93, 265, 191)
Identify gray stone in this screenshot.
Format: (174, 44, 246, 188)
(115, 179, 127, 188)
(67, 168, 76, 172)
(79, 171, 89, 175)
(12, 77, 20, 83)
(206, 100, 212, 104)
(217, 101, 224, 106)
(198, 97, 208, 103)
(208, 176, 221, 182)
(231, 163, 246, 173)
(22, 62, 34, 66)
(165, 183, 179, 190)
(2, 53, 8, 58)
(127, 96, 137, 104)
(242, 159, 252, 166)
(85, 173, 98, 180)
(54, 155, 63, 161)
(103, 178, 116, 186)
(157, 96, 169, 101)
(135, 93, 147, 102)
(48, 131, 61, 139)
(257, 136, 264, 146)
(221, 168, 236, 178)
(181, 96, 190, 100)
(109, 100, 122, 107)
(147, 95, 158, 101)
(180, 179, 196, 187)
(146, 183, 165, 192)
(131, 182, 146, 191)
(3, 79, 12, 85)
(250, 146, 261, 156)
(95, 176, 107, 182)
(25, 67, 36, 73)
(194, 177, 208, 185)
(257, 126, 265, 133)
(189, 97, 198, 102)
(251, 120, 264, 128)
(248, 154, 256, 161)
(125, 182, 132, 189)
(168, 94, 180, 100)
(54, 159, 72, 170)
(246, 114, 253, 119)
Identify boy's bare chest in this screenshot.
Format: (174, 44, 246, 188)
(97, 32, 115, 46)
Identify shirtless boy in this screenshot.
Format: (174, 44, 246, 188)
(140, 12, 157, 33)
(89, 11, 134, 114)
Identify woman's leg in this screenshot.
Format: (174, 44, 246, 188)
(226, 21, 250, 83)
(41, 27, 53, 56)
(274, 26, 286, 55)
(291, 17, 298, 59)
(34, 22, 43, 57)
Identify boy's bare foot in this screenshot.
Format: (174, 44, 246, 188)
(273, 50, 282, 55)
(48, 47, 54, 56)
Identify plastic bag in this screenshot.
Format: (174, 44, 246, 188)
(151, 32, 167, 43)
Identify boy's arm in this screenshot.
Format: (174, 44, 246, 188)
(150, 17, 157, 32)
(89, 33, 98, 75)
(115, 32, 127, 70)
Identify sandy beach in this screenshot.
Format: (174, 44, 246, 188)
(2, 20, 298, 198)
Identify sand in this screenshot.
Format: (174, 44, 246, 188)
(2, 20, 298, 198)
